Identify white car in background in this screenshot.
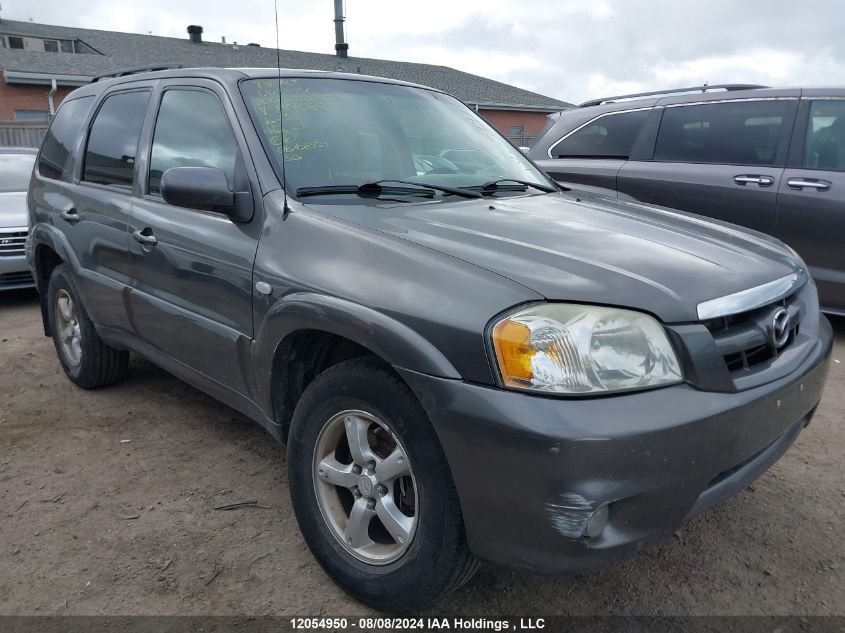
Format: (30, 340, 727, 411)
(0, 147, 36, 290)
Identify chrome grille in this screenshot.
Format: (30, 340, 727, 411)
(0, 229, 27, 257)
(703, 292, 802, 373)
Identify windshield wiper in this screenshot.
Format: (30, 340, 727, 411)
(478, 178, 558, 193)
(296, 179, 482, 200)
(371, 179, 482, 199)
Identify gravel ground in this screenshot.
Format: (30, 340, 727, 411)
(1, 288, 843, 616)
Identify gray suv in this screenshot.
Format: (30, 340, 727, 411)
(530, 85, 845, 315)
(27, 69, 831, 611)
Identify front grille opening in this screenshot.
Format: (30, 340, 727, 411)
(705, 291, 802, 375)
(0, 271, 33, 286)
(0, 230, 28, 257)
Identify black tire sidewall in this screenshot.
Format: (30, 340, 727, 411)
(288, 361, 462, 611)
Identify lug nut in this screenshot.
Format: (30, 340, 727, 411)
(351, 486, 360, 498)
(367, 499, 376, 510)
(377, 484, 388, 495)
(352, 464, 362, 474)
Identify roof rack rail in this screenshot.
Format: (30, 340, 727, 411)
(92, 63, 190, 82)
(578, 84, 769, 108)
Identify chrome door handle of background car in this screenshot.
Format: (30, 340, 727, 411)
(786, 178, 831, 191)
(734, 175, 774, 187)
(59, 209, 79, 223)
(132, 229, 158, 248)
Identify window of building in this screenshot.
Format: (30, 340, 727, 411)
(38, 96, 95, 180)
(60, 40, 75, 53)
(654, 100, 790, 165)
(148, 89, 239, 197)
(803, 100, 845, 172)
(8, 36, 24, 49)
(43, 39, 59, 53)
(551, 109, 649, 159)
(14, 110, 49, 121)
(83, 90, 151, 188)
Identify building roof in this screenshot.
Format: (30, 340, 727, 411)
(0, 19, 571, 112)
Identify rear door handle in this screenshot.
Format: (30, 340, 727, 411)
(59, 209, 79, 224)
(734, 175, 774, 187)
(786, 178, 831, 191)
(132, 228, 158, 248)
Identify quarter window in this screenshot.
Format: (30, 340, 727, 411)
(803, 100, 845, 172)
(551, 110, 649, 159)
(654, 100, 790, 165)
(148, 89, 238, 196)
(83, 90, 151, 188)
(37, 96, 95, 180)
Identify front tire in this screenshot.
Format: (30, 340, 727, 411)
(47, 264, 129, 389)
(287, 358, 477, 612)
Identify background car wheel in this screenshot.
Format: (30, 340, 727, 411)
(47, 264, 129, 389)
(287, 357, 478, 612)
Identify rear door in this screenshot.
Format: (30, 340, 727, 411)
(58, 85, 154, 332)
(618, 97, 798, 234)
(127, 78, 261, 396)
(533, 108, 652, 196)
(775, 93, 845, 313)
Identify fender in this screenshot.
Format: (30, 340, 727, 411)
(251, 291, 461, 415)
(29, 223, 84, 336)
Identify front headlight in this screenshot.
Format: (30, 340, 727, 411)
(490, 304, 682, 394)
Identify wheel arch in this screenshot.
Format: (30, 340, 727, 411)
(252, 292, 461, 440)
(30, 225, 79, 336)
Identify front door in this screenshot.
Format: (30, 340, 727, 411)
(127, 80, 261, 396)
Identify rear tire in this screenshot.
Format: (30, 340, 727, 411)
(287, 357, 478, 612)
(47, 264, 129, 389)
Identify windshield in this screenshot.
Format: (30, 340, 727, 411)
(0, 153, 36, 192)
(240, 77, 551, 199)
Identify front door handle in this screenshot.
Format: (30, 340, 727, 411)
(786, 178, 831, 191)
(59, 209, 79, 223)
(734, 175, 774, 187)
(132, 228, 158, 248)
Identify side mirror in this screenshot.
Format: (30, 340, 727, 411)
(161, 166, 236, 211)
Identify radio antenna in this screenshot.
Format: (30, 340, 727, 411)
(274, 0, 291, 218)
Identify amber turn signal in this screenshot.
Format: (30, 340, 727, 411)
(491, 319, 535, 385)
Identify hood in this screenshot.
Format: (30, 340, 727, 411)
(308, 192, 801, 323)
(0, 192, 28, 229)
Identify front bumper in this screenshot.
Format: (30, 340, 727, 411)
(398, 315, 833, 573)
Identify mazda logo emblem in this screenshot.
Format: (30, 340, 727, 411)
(770, 307, 791, 350)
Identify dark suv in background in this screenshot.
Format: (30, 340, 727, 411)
(27, 69, 831, 611)
(530, 85, 845, 315)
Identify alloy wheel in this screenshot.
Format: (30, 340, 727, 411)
(312, 409, 418, 565)
(55, 289, 82, 367)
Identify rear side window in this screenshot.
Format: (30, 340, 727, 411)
(37, 96, 95, 180)
(551, 110, 649, 159)
(83, 90, 151, 188)
(654, 100, 790, 166)
(148, 89, 238, 196)
(803, 100, 845, 171)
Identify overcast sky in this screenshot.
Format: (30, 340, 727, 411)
(5, 0, 844, 104)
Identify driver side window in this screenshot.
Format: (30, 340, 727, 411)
(148, 89, 239, 196)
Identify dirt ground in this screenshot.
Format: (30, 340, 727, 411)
(0, 288, 843, 616)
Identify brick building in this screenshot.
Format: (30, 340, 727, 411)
(0, 19, 570, 145)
